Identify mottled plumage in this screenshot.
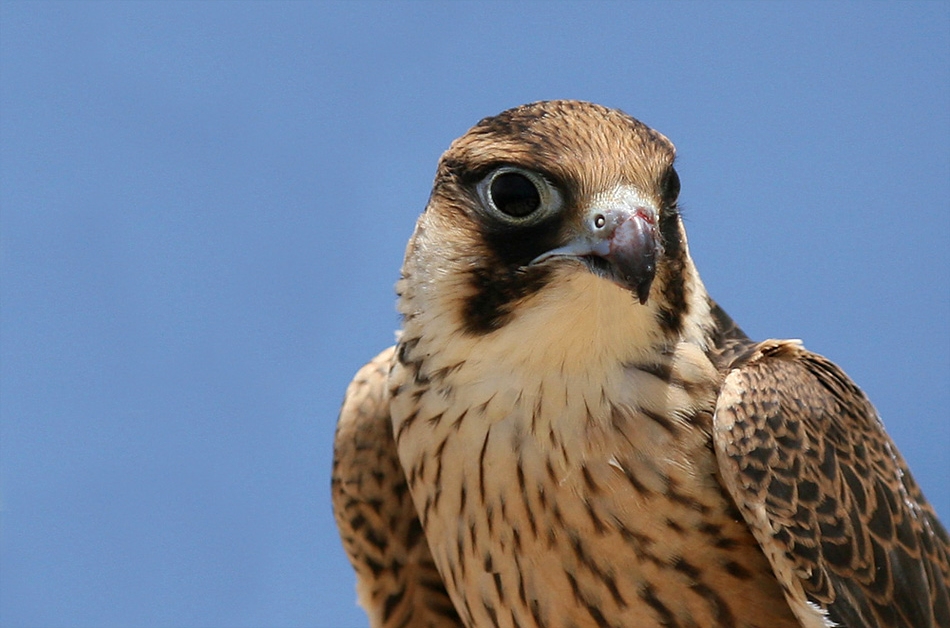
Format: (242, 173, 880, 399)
(332, 101, 949, 628)
(332, 348, 462, 627)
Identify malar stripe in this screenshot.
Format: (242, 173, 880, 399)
(655, 214, 690, 336)
(462, 262, 554, 335)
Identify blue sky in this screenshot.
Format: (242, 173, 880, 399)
(1, 2, 947, 627)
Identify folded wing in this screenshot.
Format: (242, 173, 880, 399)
(713, 339, 950, 628)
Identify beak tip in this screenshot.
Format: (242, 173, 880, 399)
(636, 280, 652, 305)
(608, 212, 659, 305)
(532, 206, 660, 305)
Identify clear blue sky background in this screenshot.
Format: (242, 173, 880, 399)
(1, 2, 947, 627)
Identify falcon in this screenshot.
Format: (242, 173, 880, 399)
(331, 101, 949, 628)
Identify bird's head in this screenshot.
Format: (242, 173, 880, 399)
(397, 101, 710, 368)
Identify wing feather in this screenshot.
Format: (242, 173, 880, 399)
(331, 347, 463, 628)
(713, 339, 950, 628)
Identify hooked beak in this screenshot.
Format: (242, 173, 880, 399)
(530, 191, 660, 304)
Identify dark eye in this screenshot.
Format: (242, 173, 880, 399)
(662, 167, 681, 206)
(477, 166, 563, 225)
(490, 172, 540, 217)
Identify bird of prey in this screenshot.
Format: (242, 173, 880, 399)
(331, 101, 949, 628)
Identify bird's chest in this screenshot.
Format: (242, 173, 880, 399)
(391, 363, 799, 628)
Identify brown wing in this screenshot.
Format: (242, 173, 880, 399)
(331, 347, 463, 628)
(713, 339, 950, 628)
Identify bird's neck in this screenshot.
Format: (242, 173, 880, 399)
(391, 262, 720, 467)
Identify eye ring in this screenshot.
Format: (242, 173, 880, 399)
(476, 166, 563, 225)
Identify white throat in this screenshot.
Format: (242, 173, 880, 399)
(392, 263, 715, 458)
